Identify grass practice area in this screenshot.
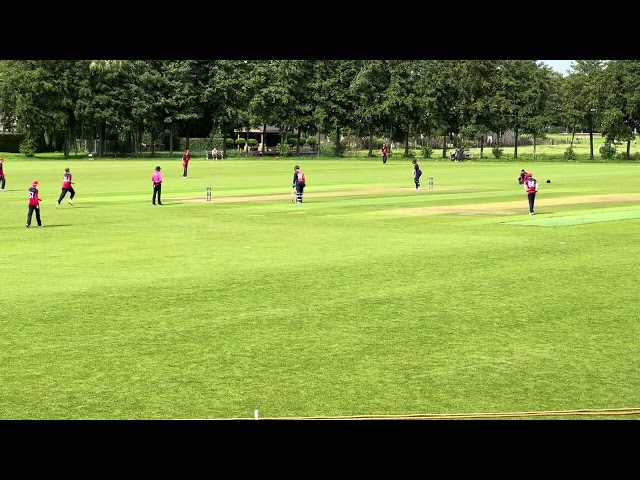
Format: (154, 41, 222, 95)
(2, 153, 640, 420)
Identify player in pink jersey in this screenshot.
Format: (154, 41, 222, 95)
(26, 180, 43, 228)
(0, 158, 6, 190)
(152, 166, 163, 205)
(56, 167, 75, 207)
(524, 173, 538, 215)
(182, 149, 191, 178)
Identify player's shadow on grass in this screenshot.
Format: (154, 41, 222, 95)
(55, 204, 94, 209)
(26, 224, 72, 228)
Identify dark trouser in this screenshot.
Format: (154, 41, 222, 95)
(382, 154, 387, 164)
(295, 182, 305, 203)
(0, 174, 5, 189)
(27, 205, 42, 226)
(57, 187, 75, 203)
(183, 166, 188, 177)
(153, 183, 162, 204)
(414, 171, 422, 188)
(528, 192, 536, 213)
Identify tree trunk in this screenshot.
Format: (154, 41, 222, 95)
(151, 129, 156, 157)
(513, 114, 519, 159)
(589, 112, 595, 160)
(100, 120, 106, 157)
(442, 131, 447, 159)
(262, 124, 267, 153)
(404, 121, 410, 157)
(64, 124, 70, 158)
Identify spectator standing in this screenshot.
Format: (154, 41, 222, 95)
(56, 167, 75, 207)
(524, 172, 538, 215)
(412, 159, 422, 190)
(152, 166, 163, 205)
(292, 164, 306, 203)
(212, 147, 219, 160)
(0, 158, 6, 191)
(26, 180, 43, 228)
(182, 149, 191, 178)
(381, 143, 389, 165)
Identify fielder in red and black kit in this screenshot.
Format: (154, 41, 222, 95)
(292, 165, 306, 203)
(412, 159, 422, 190)
(0, 158, 6, 190)
(56, 167, 75, 207)
(381, 143, 389, 165)
(518, 169, 528, 185)
(26, 180, 43, 228)
(182, 149, 191, 178)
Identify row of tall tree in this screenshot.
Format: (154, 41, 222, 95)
(0, 60, 638, 159)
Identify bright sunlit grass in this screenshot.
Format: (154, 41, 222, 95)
(1, 153, 640, 419)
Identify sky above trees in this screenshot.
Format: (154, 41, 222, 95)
(539, 60, 573, 76)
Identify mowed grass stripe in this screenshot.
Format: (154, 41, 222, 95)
(506, 208, 640, 226)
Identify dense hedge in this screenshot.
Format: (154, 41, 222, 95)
(0, 133, 24, 152)
(0, 132, 56, 154)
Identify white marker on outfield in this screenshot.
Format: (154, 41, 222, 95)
(254, 409, 259, 420)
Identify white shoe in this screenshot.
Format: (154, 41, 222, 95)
(417, 187, 421, 190)
(0, 188, 5, 191)
(56, 202, 59, 208)
(69, 200, 73, 205)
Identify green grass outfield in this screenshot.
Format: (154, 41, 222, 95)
(2, 155, 640, 420)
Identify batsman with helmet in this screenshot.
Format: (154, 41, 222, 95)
(292, 165, 306, 203)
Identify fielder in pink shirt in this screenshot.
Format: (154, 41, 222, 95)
(524, 172, 538, 215)
(151, 166, 163, 205)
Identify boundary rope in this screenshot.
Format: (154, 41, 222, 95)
(221, 407, 640, 420)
